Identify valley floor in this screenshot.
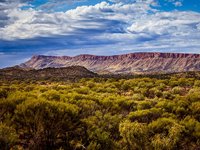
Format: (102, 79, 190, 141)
(0, 74, 200, 149)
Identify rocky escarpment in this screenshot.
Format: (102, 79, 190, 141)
(20, 52, 200, 74)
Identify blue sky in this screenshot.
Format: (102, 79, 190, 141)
(0, 0, 200, 68)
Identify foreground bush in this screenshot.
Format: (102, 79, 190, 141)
(0, 76, 200, 149)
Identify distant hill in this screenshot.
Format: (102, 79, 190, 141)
(20, 52, 200, 74)
(0, 66, 97, 81)
(1, 66, 200, 82)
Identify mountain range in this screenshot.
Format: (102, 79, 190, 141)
(20, 52, 200, 74)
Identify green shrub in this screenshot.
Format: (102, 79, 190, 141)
(128, 108, 162, 123)
(0, 123, 18, 149)
(119, 120, 149, 149)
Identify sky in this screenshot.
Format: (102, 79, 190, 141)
(0, 0, 200, 68)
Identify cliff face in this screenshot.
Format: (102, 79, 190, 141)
(20, 52, 200, 74)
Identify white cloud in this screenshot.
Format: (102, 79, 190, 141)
(165, 0, 183, 7)
(109, 0, 160, 7)
(0, 0, 200, 55)
(36, 0, 87, 11)
(127, 11, 200, 36)
(197, 23, 200, 30)
(174, 1, 182, 7)
(0, 1, 155, 40)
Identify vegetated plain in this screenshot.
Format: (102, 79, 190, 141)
(0, 72, 200, 150)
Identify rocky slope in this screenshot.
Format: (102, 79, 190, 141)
(20, 52, 200, 74)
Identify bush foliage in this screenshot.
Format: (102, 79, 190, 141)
(0, 75, 200, 149)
